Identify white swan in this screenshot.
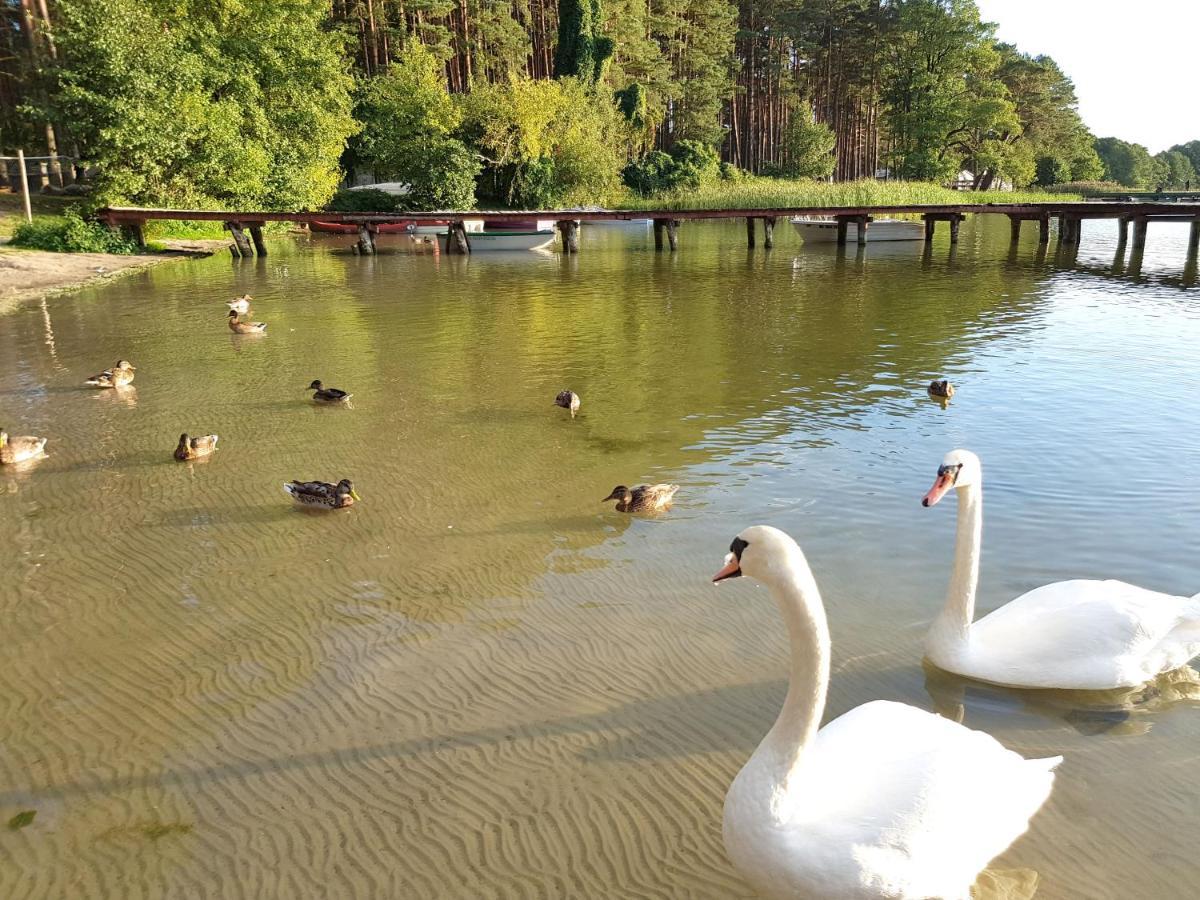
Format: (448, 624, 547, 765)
(713, 525, 1059, 900)
(922, 449, 1200, 690)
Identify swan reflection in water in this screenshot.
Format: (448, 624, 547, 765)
(924, 661, 1200, 737)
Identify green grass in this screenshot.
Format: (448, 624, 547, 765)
(617, 177, 1082, 211)
(144, 218, 228, 241)
(10, 212, 141, 254)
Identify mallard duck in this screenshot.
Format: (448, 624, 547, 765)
(284, 479, 360, 509)
(0, 430, 47, 464)
(173, 432, 218, 461)
(928, 379, 955, 399)
(309, 380, 352, 403)
(555, 390, 581, 418)
(84, 359, 135, 388)
(228, 309, 267, 333)
(602, 483, 679, 513)
(227, 294, 253, 314)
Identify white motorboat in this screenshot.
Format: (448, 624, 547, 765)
(409, 218, 483, 235)
(436, 229, 557, 252)
(791, 216, 925, 243)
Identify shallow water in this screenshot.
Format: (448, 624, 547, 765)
(2, 217, 1199, 898)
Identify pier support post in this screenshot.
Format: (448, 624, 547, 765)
(557, 219, 580, 254)
(1038, 215, 1050, 244)
(948, 215, 962, 244)
(762, 216, 775, 249)
(356, 223, 376, 255)
(923, 216, 936, 243)
(1008, 216, 1021, 242)
(746, 217, 756, 249)
(1116, 216, 1129, 250)
(665, 219, 680, 251)
(836, 218, 849, 246)
(1188, 218, 1200, 258)
(856, 215, 869, 246)
(119, 223, 145, 250)
(447, 220, 471, 255)
(653, 218, 665, 252)
(226, 221, 254, 257)
(1131, 217, 1148, 253)
(249, 224, 268, 257)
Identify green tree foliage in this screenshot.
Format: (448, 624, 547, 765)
(622, 139, 720, 193)
(555, 0, 614, 83)
(1155, 150, 1196, 188)
(775, 112, 836, 179)
(462, 76, 629, 206)
(1169, 141, 1200, 178)
(351, 44, 479, 209)
(1094, 136, 1161, 188)
(881, 0, 1004, 182)
(47, 0, 356, 210)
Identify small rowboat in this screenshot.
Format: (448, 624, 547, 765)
(310, 219, 483, 235)
(791, 217, 925, 243)
(436, 230, 557, 252)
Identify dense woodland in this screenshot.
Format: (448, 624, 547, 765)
(1, 0, 1197, 211)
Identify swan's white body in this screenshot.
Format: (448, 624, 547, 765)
(718, 526, 1059, 900)
(926, 450, 1200, 690)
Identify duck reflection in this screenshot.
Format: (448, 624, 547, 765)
(93, 384, 138, 407)
(924, 661, 1200, 737)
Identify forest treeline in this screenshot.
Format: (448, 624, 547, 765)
(2, 0, 1197, 211)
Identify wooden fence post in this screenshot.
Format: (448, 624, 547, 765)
(16, 149, 31, 223)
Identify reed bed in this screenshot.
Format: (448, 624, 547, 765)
(619, 178, 1081, 211)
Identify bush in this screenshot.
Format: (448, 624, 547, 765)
(10, 212, 139, 254)
(622, 140, 720, 195)
(325, 188, 398, 213)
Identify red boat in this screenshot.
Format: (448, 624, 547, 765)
(309, 219, 426, 234)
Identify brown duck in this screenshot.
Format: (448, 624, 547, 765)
(602, 483, 680, 513)
(174, 433, 219, 461)
(555, 390, 581, 418)
(0, 430, 47, 464)
(284, 479, 360, 509)
(85, 359, 135, 388)
(927, 379, 955, 399)
(228, 309, 267, 333)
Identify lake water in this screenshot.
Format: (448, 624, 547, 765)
(2, 217, 1199, 898)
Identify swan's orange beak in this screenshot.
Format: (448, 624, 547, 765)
(713, 553, 742, 583)
(922, 471, 956, 507)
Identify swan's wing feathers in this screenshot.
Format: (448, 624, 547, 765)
(807, 701, 1057, 896)
(970, 580, 1200, 686)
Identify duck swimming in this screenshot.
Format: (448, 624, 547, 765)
(928, 379, 955, 399)
(309, 380, 352, 403)
(555, 390, 581, 418)
(0, 430, 47, 464)
(284, 479, 360, 509)
(227, 310, 267, 334)
(173, 433, 219, 461)
(227, 294, 253, 314)
(85, 359, 135, 388)
(602, 483, 679, 513)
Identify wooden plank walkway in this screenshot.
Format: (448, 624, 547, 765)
(97, 201, 1200, 259)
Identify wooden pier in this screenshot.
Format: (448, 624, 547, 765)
(98, 202, 1200, 268)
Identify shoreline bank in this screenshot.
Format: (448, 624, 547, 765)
(0, 239, 225, 313)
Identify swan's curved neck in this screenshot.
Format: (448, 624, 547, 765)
(932, 481, 982, 646)
(756, 551, 830, 803)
